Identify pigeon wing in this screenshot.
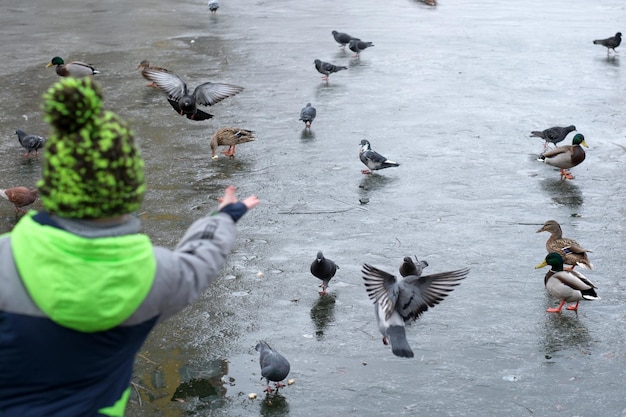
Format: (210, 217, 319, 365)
(193, 82, 244, 107)
(398, 268, 469, 320)
(362, 263, 400, 321)
(142, 69, 187, 99)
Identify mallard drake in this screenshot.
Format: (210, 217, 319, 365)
(536, 220, 593, 270)
(537, 133, 587, 180)
(530, 125, 576, 150)
(314, 59, 347, 81)
(15, 129, 46, 157)
(593, 32, 621, 55)
(310, 251, 339, 295)
(535, 252, 599, 313)
(46, 56, 99, 77)
(210, 127, 256, 159)
(141, 68, 244, 121)
(136, 60, 170, 88)
(359, 139, 400, 174)
(0, 187, 38, 213)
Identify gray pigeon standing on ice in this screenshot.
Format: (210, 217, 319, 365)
(15, 129, 46, 157)
(310, 251, 339, 295)
(349, 39, 374, 58)
(359, 139, 399, 174)
(314, 59, 348, 81)
(593, 32, 622, 54)
(299, 103, 317, 129)
(332, 30, 359, 48)
(530, 125, 576, 150)
(255, 341, 291, 392)
(362, 262, 469, 358)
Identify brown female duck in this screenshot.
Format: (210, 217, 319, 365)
(536, 220, 593, 270)
(136, 60, 170, 88)
(210, 128, 256, 159)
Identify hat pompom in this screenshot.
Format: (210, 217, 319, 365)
(42, 77, 103, 133)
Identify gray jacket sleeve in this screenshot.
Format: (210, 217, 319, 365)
(125, 212, 237, 324)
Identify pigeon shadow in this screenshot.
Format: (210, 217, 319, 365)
(597, 55, 620, 67)
(358, 173, 398, 195)
(539, 311, 591, 357)
(260, 391, 290, 417)
(300, 128, 315, 140)
(310, 292, 337, 340)
(170, 360, 229, 403)
(539, 177, 583, 208)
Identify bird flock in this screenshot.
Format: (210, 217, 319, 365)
(1, 7, 621, 399)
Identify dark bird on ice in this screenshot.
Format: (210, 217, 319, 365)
(359, 139, 400, 174)
(314, 59, 347, 81)
(15, 129, 46, 157)
(0, 187, 38, 214)
(299, 103, 317, 128)
(530, 125, 576, 150)
(255, 341, 291, 393)
(310, 251, 339, 295)
(142, 68, 244, 121)
(332, 30, 359, 48)
(362, 262, 469, 358)
(593, 32, 622, 54)
(349, 39, 374, 58)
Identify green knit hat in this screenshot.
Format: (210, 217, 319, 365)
(38, 77, 146, 219)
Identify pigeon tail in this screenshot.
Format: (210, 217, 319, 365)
(387, 325, 414, 358)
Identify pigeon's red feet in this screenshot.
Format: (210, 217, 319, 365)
(361, 169, 372, 174)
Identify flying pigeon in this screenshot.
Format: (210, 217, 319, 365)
(530, 125, 576, 150)
(136, 60, 170, 88)
(359, 139, 400, 174)
(314, 59, 347, 81)
(399, 256, 429, 277)
(362, 262, 469, 358)
(349, 39, 374, 58)
(299, 103, 317, 129)
(0, 187, 38, 214)
(593, 32, 622, 55)
(332, 30, 359, 49)
(310, 251, 339, 295)
(15, 129, 46, 156)
(208, 0, 219, 14)
(142, 68, 244, 121)
(255, 341, 291, 393)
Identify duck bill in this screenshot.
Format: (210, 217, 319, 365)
(535, 260, 548, 269)
(581, 139, 589, 148)
(46, 62, 54, 68)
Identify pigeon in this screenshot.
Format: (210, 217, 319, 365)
(362, 262, 469, 358)
(310, 251, 339, 295)
(15, 129, 46, 157)
(209, 127, 256, 160)
(359, 139, 400, 174)
(332, 30, 359, 49)
(537, 133, 587, 180)
(299, 103, 316, 129)
(399, 256, 429, 277)
(314, 59, 348, 81)
(535, 252, 599, 313)
(46, 57, 99, 77)
(142, 68, 244, 121)
(136, 60, 170, 88)
(593, 32, 622, 55)
(0, 187, 38, 214)
(349, 39, 374, 58)
(536, 220, 593, 270)
(530, 125, 576, 150)
(255, 341, 291, 392)
(208, 0, 219, 13)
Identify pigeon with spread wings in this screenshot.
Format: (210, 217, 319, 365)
(142, 68, 244, 121)
(362, 262, 468, 358)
